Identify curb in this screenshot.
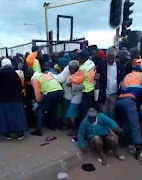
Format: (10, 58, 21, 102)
(15, 152, 83, 180)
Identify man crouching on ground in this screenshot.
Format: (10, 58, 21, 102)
(77, 108, 125, 165)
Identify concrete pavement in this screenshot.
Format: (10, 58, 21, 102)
(69, 150, 142, 180)
(1, 129, 141, 180)
(0, 129, 83, 180)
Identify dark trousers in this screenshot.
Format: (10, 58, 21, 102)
(25, 85, 35, 128)
(76, 90, 94, 127)
(116, 97, 142, 145)
(82, 91, 94, 118)
(36, 90, 63, 130)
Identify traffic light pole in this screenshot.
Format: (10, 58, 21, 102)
(115, 28, 120, 54)
(43, 3, 50, 42)
(43, 0, 95, 42)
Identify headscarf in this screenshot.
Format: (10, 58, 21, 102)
(1, 58, 12, 67)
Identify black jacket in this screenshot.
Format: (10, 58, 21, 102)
(0, 67, 23, 102)
(98, 60, 123, 104)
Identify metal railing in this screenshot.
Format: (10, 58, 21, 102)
(8, 42, 32, 57)
(0, 39, 88, 58)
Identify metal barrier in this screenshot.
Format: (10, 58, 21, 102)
(32, 39, 88, 53)
(0, 39, 88, 58)
(8, 42, 32, 57)
(0, 47, 8, 58)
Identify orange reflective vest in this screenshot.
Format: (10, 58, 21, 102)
(119, 71, 142, 99)
(70, 60, 95, 92)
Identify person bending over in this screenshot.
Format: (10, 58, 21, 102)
(24, 68, 63, 135)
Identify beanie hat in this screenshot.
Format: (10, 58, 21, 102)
(1, 58, 12, 67)
(97, 50, 106, 59)
(78, 50, 90, 60)
(58, 57, 70, 69)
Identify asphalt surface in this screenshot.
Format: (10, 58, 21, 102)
(68, 150, 142, 180)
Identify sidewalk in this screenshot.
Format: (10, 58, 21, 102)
(0, 129, 84, 180)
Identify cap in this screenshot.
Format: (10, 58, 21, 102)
(82, 163, 96, 171)
(69, 60, 79, 68)
(1, 58, 12, 67)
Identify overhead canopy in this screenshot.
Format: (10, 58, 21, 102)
(46, 0, 97, 9)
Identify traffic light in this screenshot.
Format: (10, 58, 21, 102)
(109, 0, 123, 29)
(121, 0, 134, 37)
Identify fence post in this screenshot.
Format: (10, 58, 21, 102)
(6, 47, 8, 58)
(32, 40, 36, 47)
(64, 43, 66, 51)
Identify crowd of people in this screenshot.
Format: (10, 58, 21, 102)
(0, 45, 142, 165)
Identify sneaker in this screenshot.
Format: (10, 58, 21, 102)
(114, 153, 125, 161)
(128, 145, 136, 154)
(3, 133, 12, 140)
(31, 129, 43, 136)
(138, 152, 142, 165)
(16, 133, 24, 140)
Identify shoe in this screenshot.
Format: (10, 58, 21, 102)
(114, 153, 125, 161)
(3, 133, 12, 140)
(135, 145, 142, 160)
(16, 133, 24, 140)
(31, 129, 43, 136)
(138, 152, 142, 165)
(128, 145, 136, 154)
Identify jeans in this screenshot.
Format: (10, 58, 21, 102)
(116, 97, 142, 145)
(36, 90, 63, 130)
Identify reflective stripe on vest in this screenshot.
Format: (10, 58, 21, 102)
(123, 72, 142, 88)
(119, 72, 142, 99)
(80, 60, 95, 92)
(32, 72, 63, 94)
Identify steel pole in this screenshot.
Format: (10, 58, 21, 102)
(44, 5, 49, 42)
(115, 28, 120, 55)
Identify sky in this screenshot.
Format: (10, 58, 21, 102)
(0, 0, 141, 49)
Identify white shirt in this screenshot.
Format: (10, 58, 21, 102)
(106, 62, 118, 95)
(50, 66, 72, 100)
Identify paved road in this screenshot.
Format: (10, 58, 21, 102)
(68, 151, 142, 180)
